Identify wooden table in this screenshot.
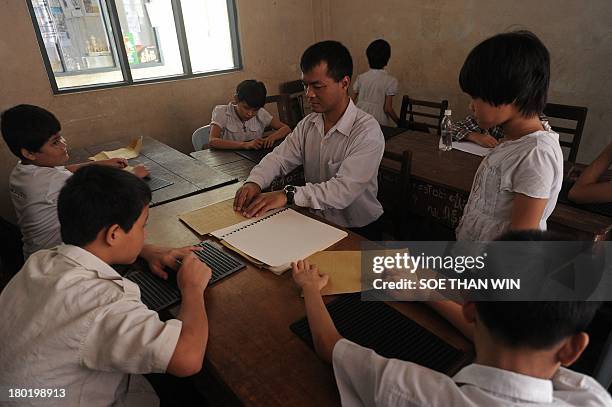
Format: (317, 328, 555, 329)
(145, 183, 472, 406)
(384, 130, 612, 240)
(70, 137, 237, 206)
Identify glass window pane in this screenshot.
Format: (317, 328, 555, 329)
(181, 0, 238, 73)
(31, 0, 124, 89)
(115, 0, 184, 81)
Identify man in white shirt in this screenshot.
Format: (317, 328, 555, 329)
(233, 41, 385, 240)
(291, 230, 612, 407)
(0, 166, 211, 406)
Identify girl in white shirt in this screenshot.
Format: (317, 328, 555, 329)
(209, 80, 290, 150)
(353, 39, 399, 126)
(455, 31, 563, 241)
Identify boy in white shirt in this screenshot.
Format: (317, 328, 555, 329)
(233, 41, 385, 240)
(291, 230, 612, 407)
(209, 79, 291, 150)
(0, 165, 211, 406)
(454, 31, 563, 241)
(1, 104, 149, 259)
(353, 39, 399, 126)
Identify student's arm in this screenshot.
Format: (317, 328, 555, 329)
(452, 116, 499, 147)
(292, 260, 342, 364)
(262, 117, 291, 148)
(568, 141, 612, 204)
(427, 301, 474, 341)
(208, 123, 263, 150)
(66, 159, 149, 178)
(510, 193, 548, 230)
(384, 95, 400, 125)
(166, 253, 211, 377)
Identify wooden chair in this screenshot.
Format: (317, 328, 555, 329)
(378, 150, 412, 240)
(279, 80, 308, 128)
(543, 103, 588, 163)
(399, 96, 449, 135)
(264, 94, 292, 129)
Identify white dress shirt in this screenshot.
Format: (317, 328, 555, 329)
(9, 162, 72, 259)
(0, 245, 182, 406)
(246, 99, 385, 228)
(333, 339, 612, 406)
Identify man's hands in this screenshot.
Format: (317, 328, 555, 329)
(233, 182, 262, 212)
(465, 132, 499, 148)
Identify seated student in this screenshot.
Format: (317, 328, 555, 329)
(569, 141, 612, 203)
(353, 39, 399, 126)
(291, 230, 612, 406)
(451, 114, 549, 148)
(209, 79, 291, 150)
(455, 31, 563, 241)
(0, 166, 211, 406)
(1, 104, 149, 259)
(233, 41, 385, 240)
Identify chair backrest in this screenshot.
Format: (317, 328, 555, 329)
(192, 125, 211, 151)
(543, 103, 588, 163)
(279, 80, 308, 128)
(378, 150, 413, 240)
(264, 94, 293, 128)
(399, 96, 449, 135)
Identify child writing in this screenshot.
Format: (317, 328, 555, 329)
(1, 104, 149, 259)
(353, 39, 400, 126)
(291, 230, 612, 406)
(209, 79, 291, 150)
(455, 31, 563, 241)
(0, 165, 211, 406)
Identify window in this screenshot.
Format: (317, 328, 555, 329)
(27, 0, 242, 93)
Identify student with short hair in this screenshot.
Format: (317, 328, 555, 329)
(1, 104, 149, 259)
(0, 165, 211, 406)
(292, 229, 612, 406)
(233, 41, 385, 240)
(455, 31, 563, 241)
(568, 141, 612, 204)
(353, 39, 400, 126)
(209, 79, 291, 150)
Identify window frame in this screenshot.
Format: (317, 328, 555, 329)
(26, 0, 243, 95)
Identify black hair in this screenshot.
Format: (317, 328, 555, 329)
(1, 104, 61, 159)
(58, 165, 151, 247)
(475, 230, 601, 349)
(366, 39, 391, 69)
(459, 30, 550, 117)
(300, 40, 353, 81)
(236, 80, 267, 109)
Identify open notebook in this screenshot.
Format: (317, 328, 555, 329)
(210, 207, 348, 274)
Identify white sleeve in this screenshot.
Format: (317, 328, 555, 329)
(258, 108, 274, 128)
(500, 144, 559, 199)
(81, 297, 182, 374)
(210, 105, 228, 129)
(386, 76, 398, 96)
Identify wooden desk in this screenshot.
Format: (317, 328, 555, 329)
(70, 137, 237, 206)
(146, 185, 472, 406)
(384, 130, 612, 240)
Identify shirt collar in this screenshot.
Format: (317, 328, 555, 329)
(453, 363, 553, 403)
(56, 244, 124, 285)
(309, 98, 358, 138)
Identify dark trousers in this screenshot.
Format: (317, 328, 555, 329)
(349, 217, 383, 241)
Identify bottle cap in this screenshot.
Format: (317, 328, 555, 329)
(445, 109, 452, 115)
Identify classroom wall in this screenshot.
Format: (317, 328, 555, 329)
(322, 0, 612, 163)
(0, 0, 316, 221)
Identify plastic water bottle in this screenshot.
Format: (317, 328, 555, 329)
(439, 109, 453, 151)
